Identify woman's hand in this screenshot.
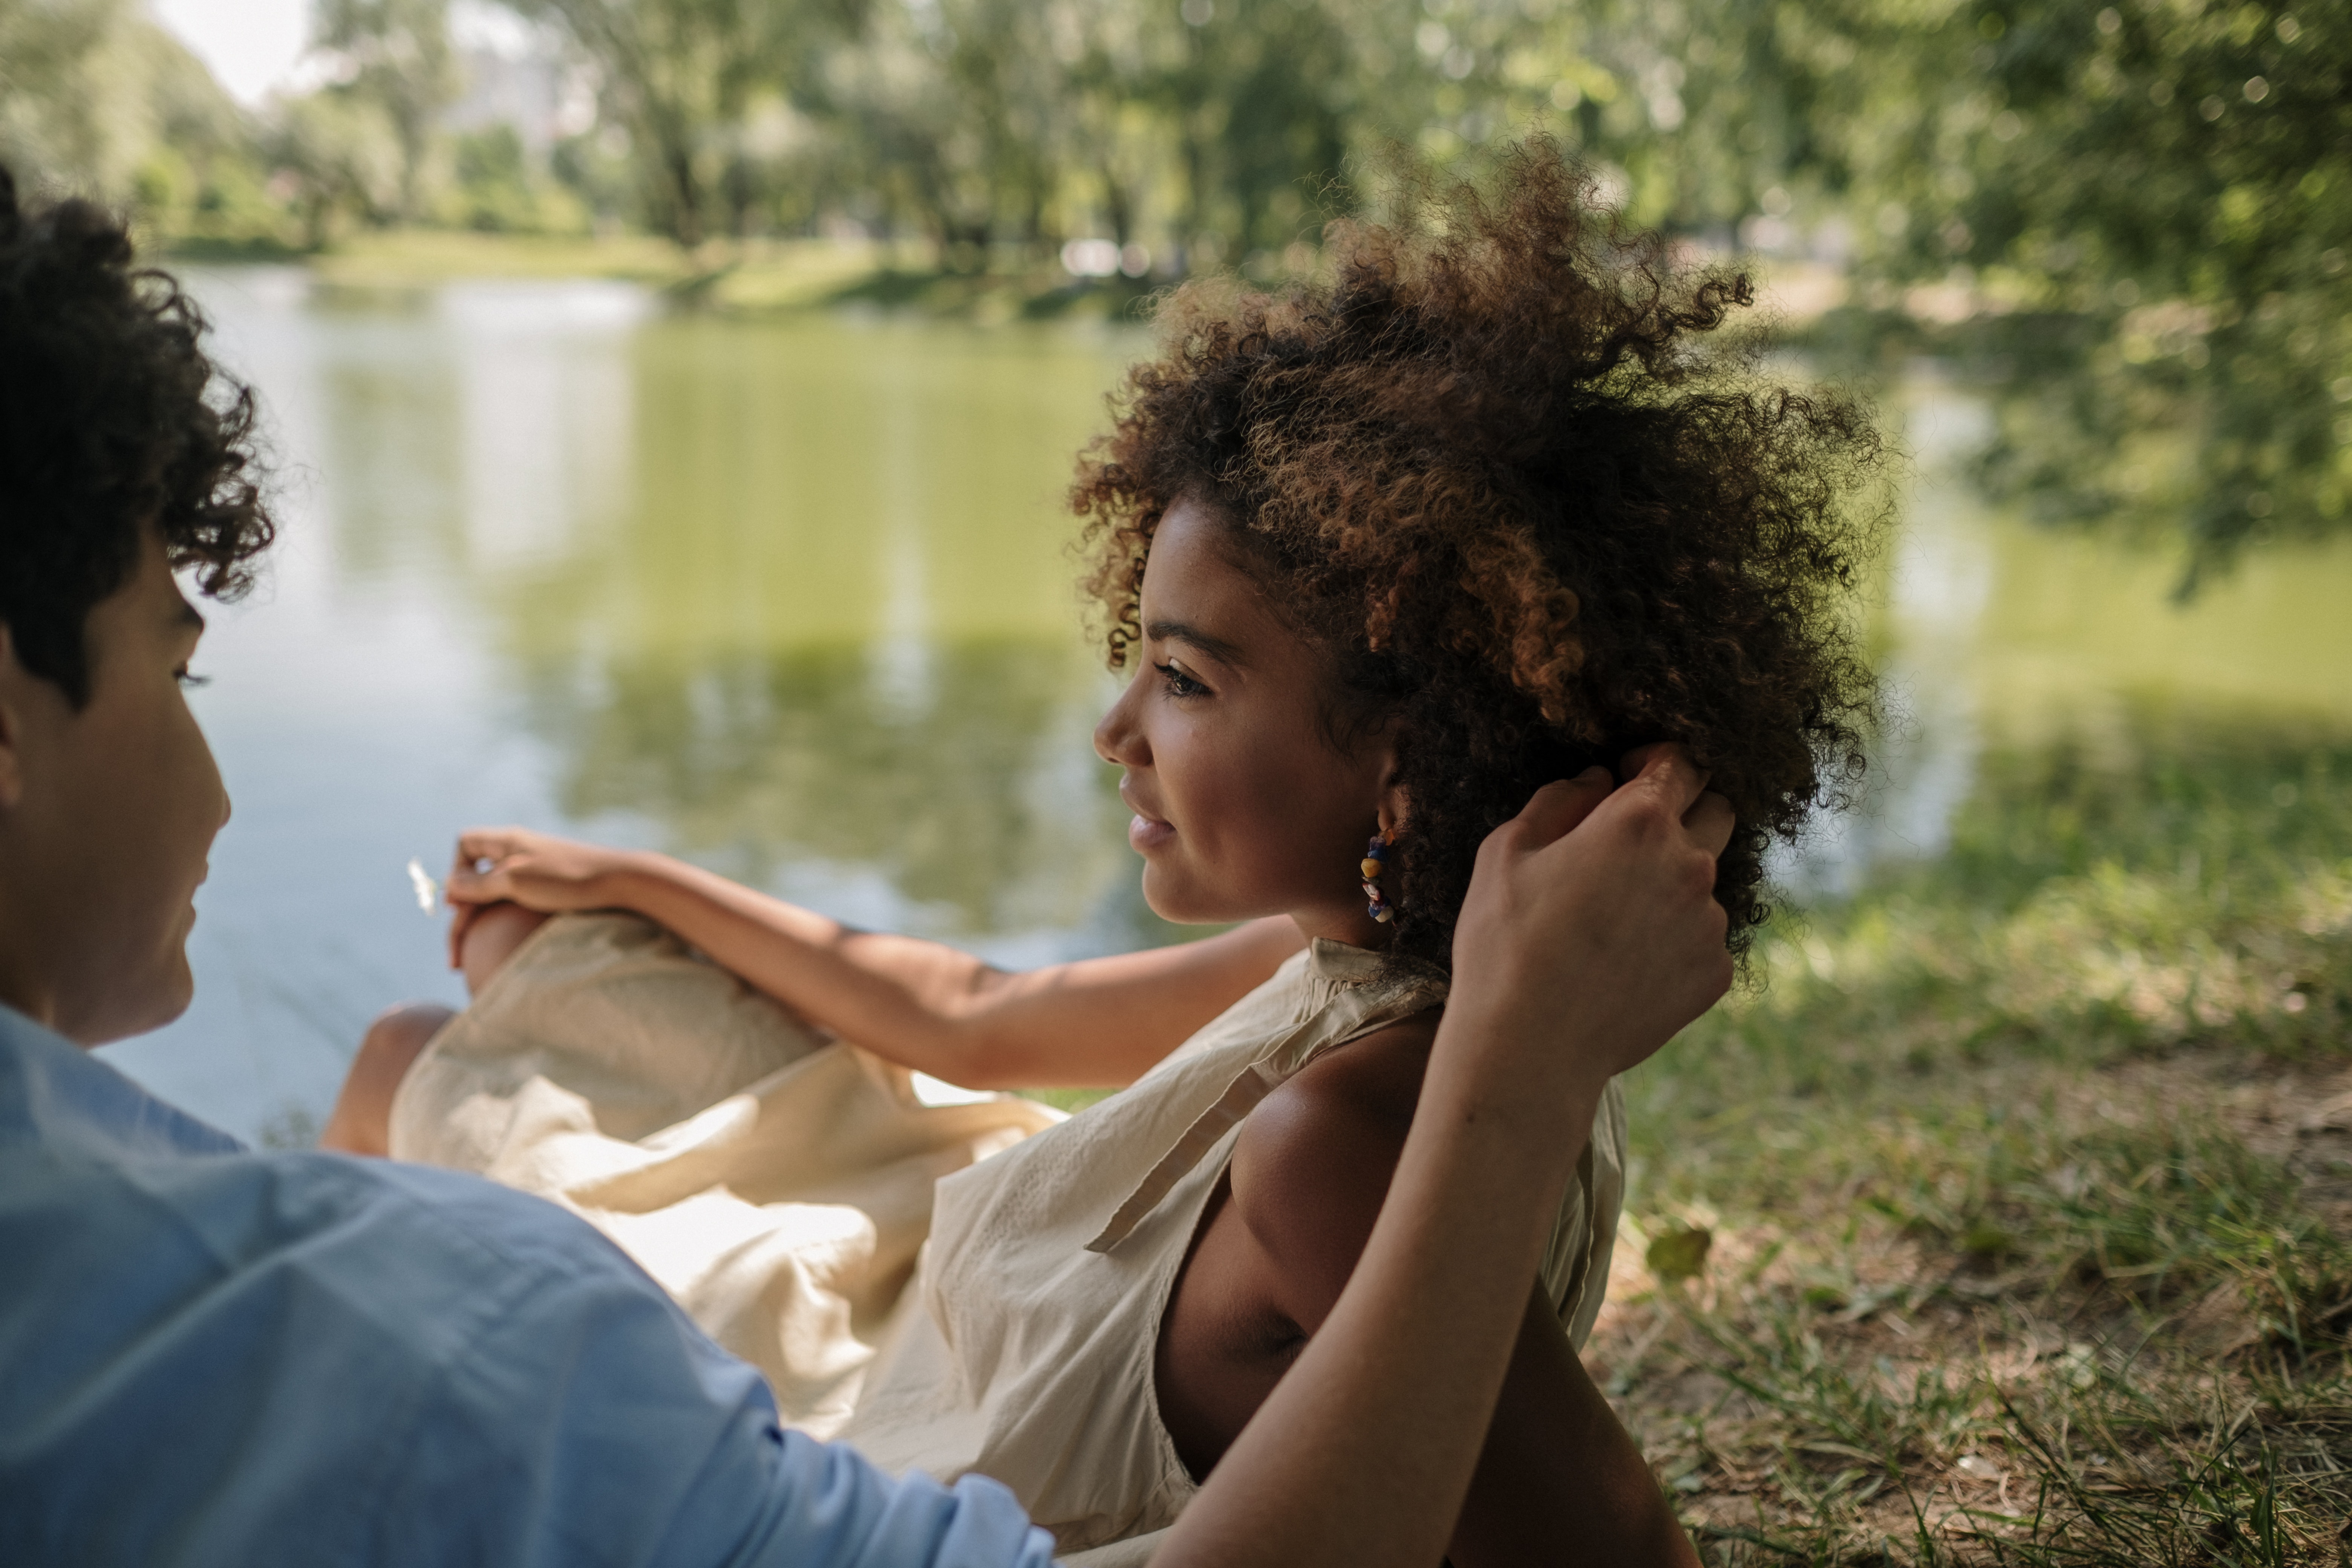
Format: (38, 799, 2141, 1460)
(1446, 744, 1736, 1095)
(442, 828, 644, 968)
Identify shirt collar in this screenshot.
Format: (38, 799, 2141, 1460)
(0, 1001, 246, 1159)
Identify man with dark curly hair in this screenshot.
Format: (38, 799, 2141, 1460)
(0, 166, 1740, 1568)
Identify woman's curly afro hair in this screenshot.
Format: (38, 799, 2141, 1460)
(1073, 139, 1885, 971)
(0, 165, 274, 707)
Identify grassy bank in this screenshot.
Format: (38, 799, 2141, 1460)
(1606, 710, 2352, 1563)
(170, 228, 1164, 323)
(167, 227, 1842, 329)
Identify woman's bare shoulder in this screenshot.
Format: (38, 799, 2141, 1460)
(1262, 1013, 1437, 1140)
(1228, 1012, 1441, 1314)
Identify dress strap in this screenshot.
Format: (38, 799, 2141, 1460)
(1084, 966, 1443, 1255)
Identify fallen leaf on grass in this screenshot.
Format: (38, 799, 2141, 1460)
(1647, 1226, 1713, 1283)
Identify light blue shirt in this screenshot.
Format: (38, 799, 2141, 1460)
(0, 1004, 1057, 1568)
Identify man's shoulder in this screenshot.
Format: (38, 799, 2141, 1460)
(2, 1002, 637, 1297)
(0, 1027, 772, 1567)
(5, 1108, 677, 1396)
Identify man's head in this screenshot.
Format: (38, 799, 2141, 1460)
(0, 167, 275, 1044)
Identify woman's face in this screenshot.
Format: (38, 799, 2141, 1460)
(1093, 498, 1396, 941)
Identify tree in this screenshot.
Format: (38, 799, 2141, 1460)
(1932, 0, 2347, 578)
(518, 0, 867, 248)
(0, 0, 121, 190)
(313, 0, 459, 222)
(265, 86, 406, 244)
(1750, 0, 2352, 581)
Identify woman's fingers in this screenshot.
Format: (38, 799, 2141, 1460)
(448, 827, 547, 904)
(441, 827, 623, 918)
(444, 862, 501, 903)
(1618, 742, 1712, 817)
(450, 827, 523, 882)
(1684, 790, 1736, 859)
(1511, 768, 1614, 848)
(1614, 745, 1735, 864)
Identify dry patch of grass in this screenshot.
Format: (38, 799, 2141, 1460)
(1606, 714, 2352, 1565)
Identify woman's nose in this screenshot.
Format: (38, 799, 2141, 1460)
(1093, 673, 1144, 767)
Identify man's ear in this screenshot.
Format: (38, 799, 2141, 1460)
(0, 625, 23, 811)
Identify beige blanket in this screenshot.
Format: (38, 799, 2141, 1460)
(388, 911, 1061, 1434)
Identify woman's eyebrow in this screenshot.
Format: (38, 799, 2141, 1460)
(1144, 619, 1249, 668)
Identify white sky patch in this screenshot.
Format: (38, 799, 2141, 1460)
(150, 0, 311, 105)
(149, 0, 545, 106)
(450, 1, 546, 58)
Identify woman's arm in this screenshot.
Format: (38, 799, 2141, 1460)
(1158, 748, 1735, 1568)
(1451, 1285, 1699, 1566)
(442, 830, 1302, 1089)
(1165, 1022, 1694, 1566)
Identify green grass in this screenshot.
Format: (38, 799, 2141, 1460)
(1605, 709, 2352, 1563)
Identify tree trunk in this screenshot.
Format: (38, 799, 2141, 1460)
(1100, 158, 1133, 248)
(395, 110, 427, 225)
(654, 121, 703, 248)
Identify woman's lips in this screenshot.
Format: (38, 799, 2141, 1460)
(1118, 776, 1173, 851)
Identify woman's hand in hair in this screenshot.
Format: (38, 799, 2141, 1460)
(1447, 743, 1736, 1095)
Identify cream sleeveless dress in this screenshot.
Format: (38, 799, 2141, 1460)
(389, 911, 1628, 1562)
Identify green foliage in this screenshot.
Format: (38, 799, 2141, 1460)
(314, 0, 458, 221)
(446, 125, 587, 232)
(265, 87, 406, 242)
(514, 0, 867, 246)
(1785, 0, 2352, 583)
(0, 0, 253, 216)
(2, 0, 2345, 560)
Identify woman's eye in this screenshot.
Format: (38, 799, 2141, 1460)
(1154, 661, 1209, 698)
(175, 668, 210, 690)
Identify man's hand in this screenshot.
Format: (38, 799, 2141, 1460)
(442, 828, 642, 968)
(1446, 744, 1736, 1094)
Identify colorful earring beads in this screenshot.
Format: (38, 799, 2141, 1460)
(1360, 836, 1394, 923)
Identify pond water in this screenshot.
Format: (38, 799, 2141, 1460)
(96, 271, 2352, 1145)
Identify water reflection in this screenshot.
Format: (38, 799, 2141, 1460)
(516, 642, 1135, 945)
(95, 272, 2352, 1144)
(106, 277, 1156, 1140)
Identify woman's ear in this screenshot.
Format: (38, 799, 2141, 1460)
(1374, 747, 1410, 842)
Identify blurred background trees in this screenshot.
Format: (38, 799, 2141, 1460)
(0, 0, 2342, 573)
(313, 0, 459, 221)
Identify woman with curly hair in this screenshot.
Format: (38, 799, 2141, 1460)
(336, 140, 1880, 1563)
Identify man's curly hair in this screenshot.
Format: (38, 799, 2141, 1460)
(0, 165, 274, 707)
(1073, 139, 1885, 969)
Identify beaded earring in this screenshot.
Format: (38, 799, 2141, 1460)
(1359, 835, 1395, 924)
